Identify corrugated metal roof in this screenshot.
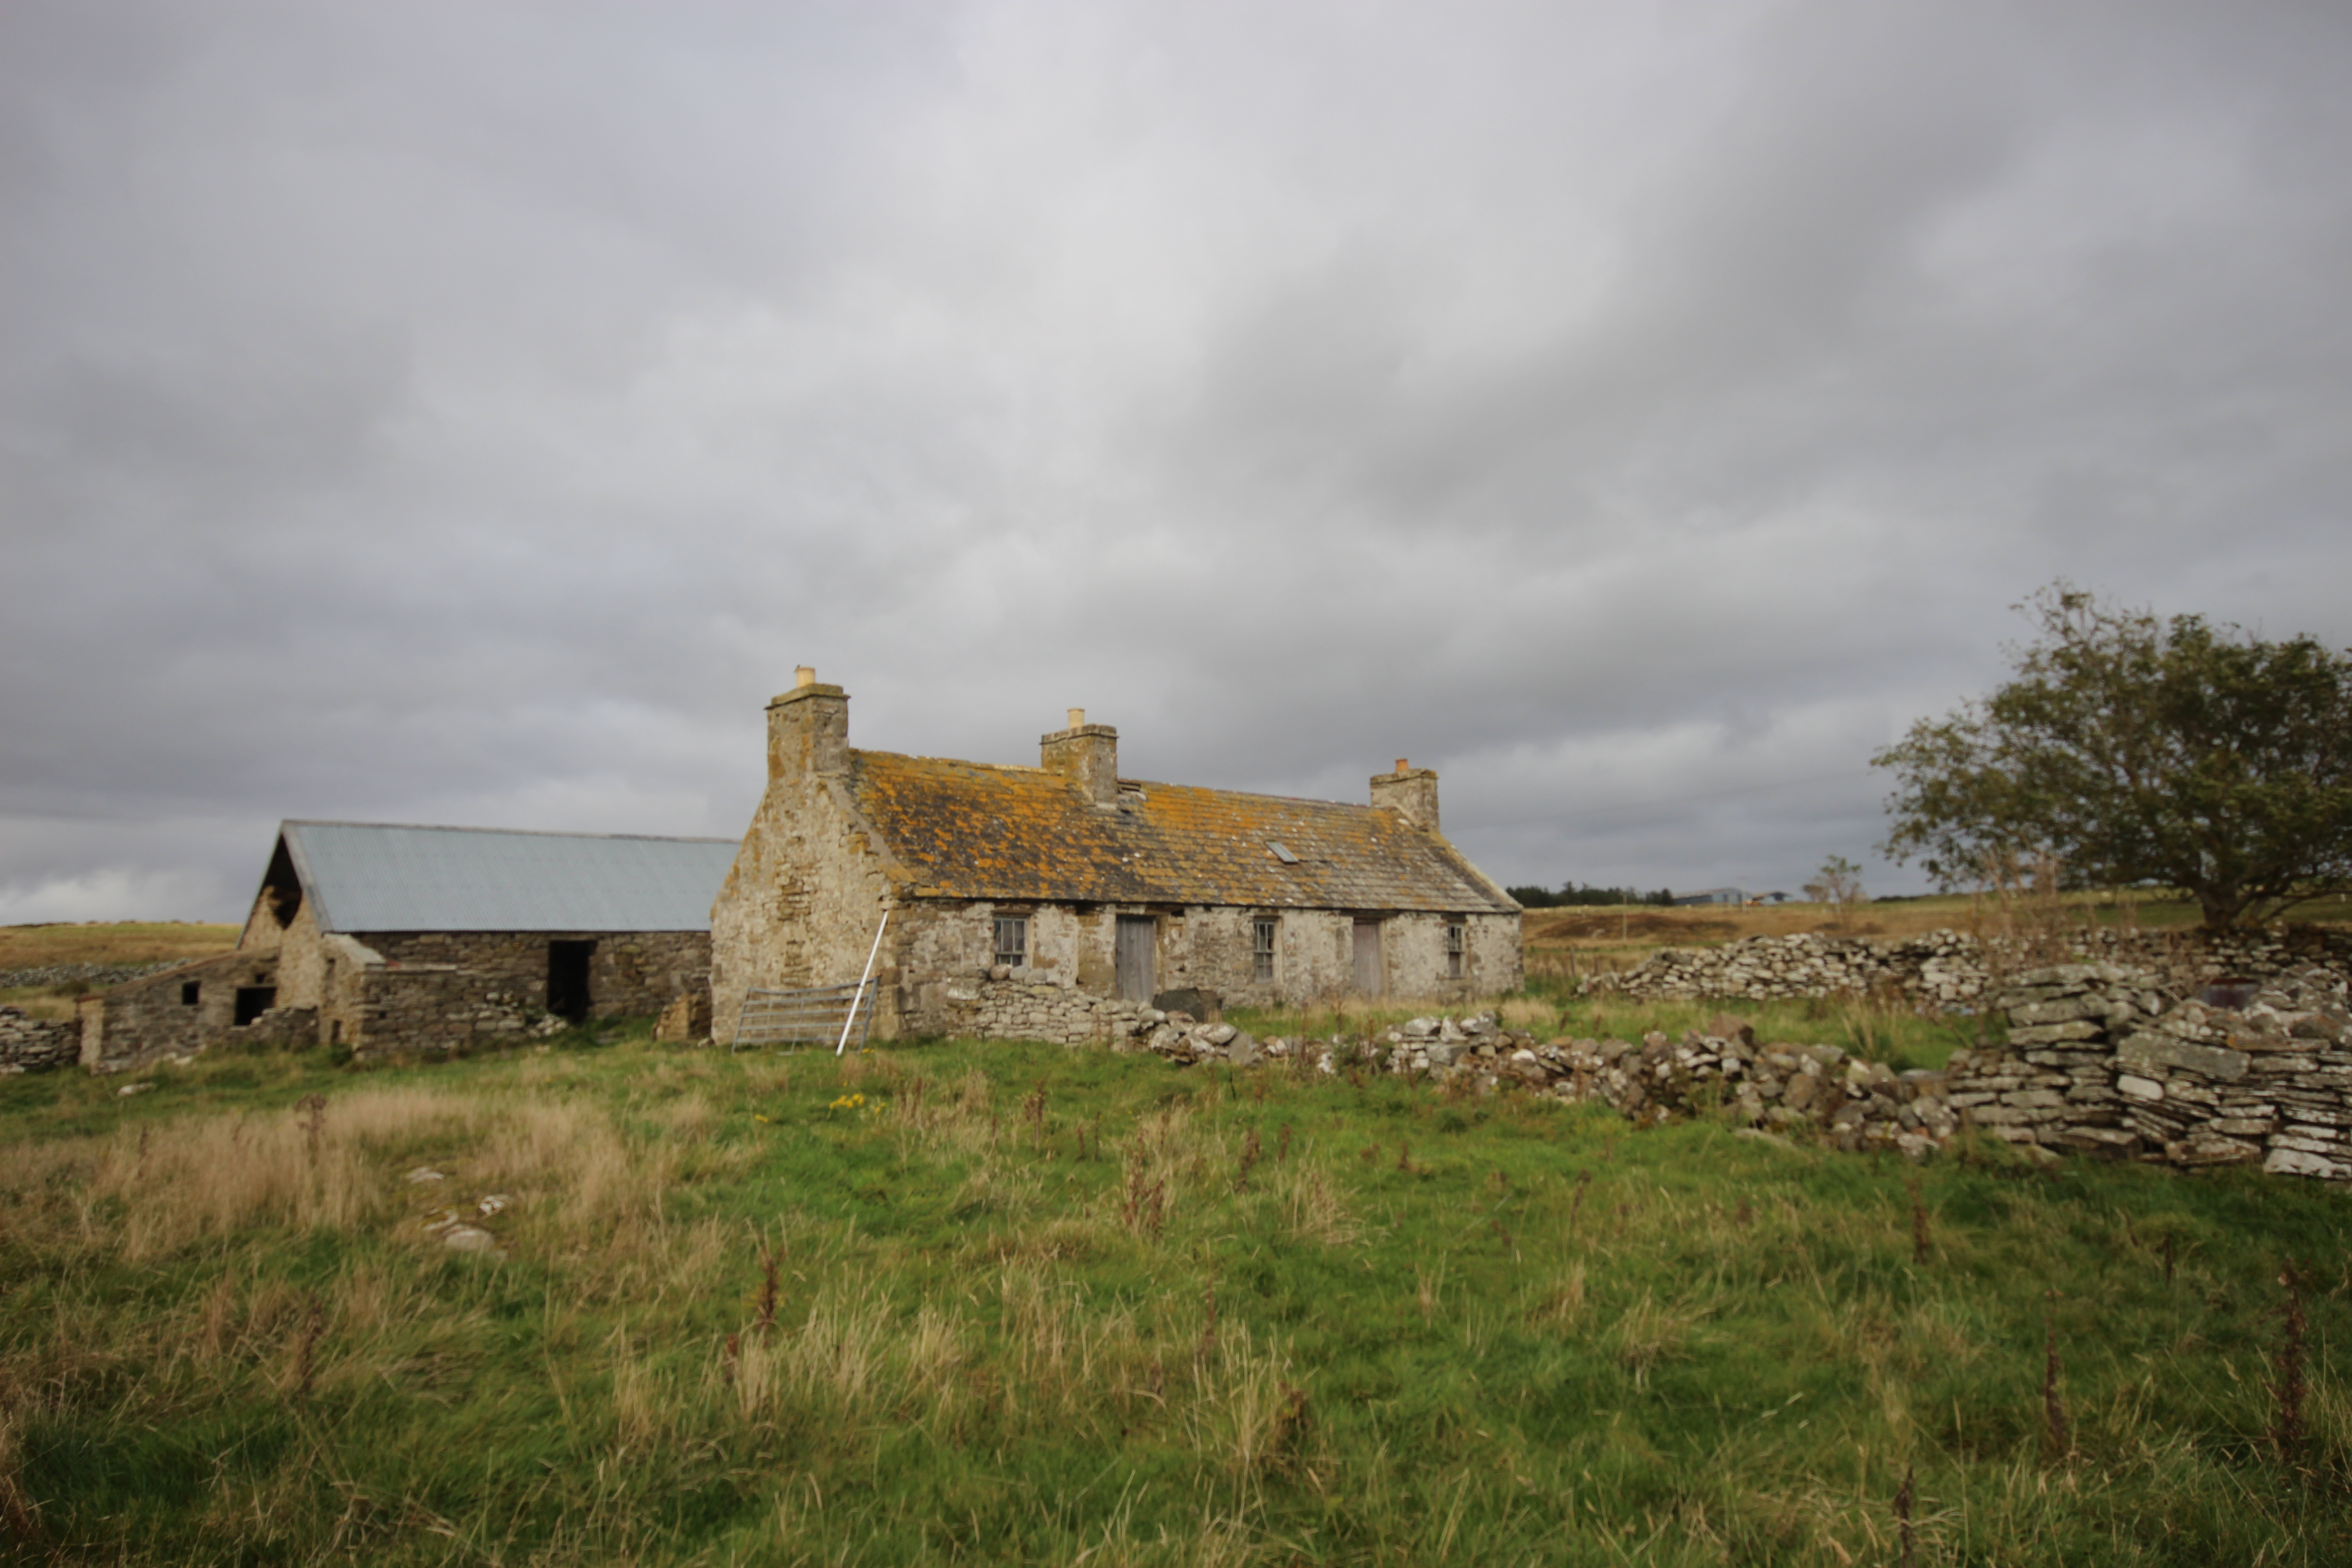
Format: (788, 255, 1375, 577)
(850, 753, 1518, 914)
(279, 821, 739, 934)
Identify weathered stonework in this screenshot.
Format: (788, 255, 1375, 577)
(1586, 924, 2352, 1006)
(1941, 961, 2352, 1182)
(0, 1005, 81, 1073)
(78, 949, 288, 1073)
(81, 822, 723, 1069)
(712, 675, 1523, 1044)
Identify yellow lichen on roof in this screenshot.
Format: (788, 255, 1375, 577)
(848, 750, 1513, 912)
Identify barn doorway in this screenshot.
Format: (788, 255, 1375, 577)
(1351, 920, 1384, 998)
(233, 986, 277, 1026)
(547, 940, 597, 1023)
(1115, 916, 1157, 1004)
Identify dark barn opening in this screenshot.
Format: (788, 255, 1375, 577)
(233, 986, 276, 1026)
(547, 940, 596, 1023)
(258, 837, 304, 929)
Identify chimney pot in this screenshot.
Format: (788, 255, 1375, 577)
(1396, 758, 1409, 774)
(1068, 708, 1086, 730)
(796, 666, 817, 688)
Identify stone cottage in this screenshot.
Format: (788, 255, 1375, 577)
(710, 670, 1522, 1043)
(80, 822, 737, 1071)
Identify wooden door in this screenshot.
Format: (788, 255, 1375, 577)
(1115, 916, 1157, 1004)
(1352, 920, 1383, 997)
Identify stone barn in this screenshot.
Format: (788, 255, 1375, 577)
(80, 822, 737, 1072)
(710, 671, 1522, 1044)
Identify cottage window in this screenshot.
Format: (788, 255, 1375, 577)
(181, 981, 201, 1006)
(1446, 921, 1467, 979)
(1252, 918, 1277, 982)
(993, 916, 1028, 969)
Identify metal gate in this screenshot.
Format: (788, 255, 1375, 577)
(730, 981, 877, 1054)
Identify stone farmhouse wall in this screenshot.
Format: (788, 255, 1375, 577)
(714, 679, 1525, 1045)
(355, 932, 707, 1021)
(77, 926, 709, 1070)
(0, 1006, 81, 1073)
(889, 903, 1519, 1042)
(710, 682, 896, 1036)
(331, 931, 707, 1058)
(78, 949, 289, 1073)
(1588, 925, 2352, 1006)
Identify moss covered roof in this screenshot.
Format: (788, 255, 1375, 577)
(849, 751, 1516, 913)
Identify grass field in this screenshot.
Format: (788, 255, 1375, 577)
(5, 1019, 2348, 1565)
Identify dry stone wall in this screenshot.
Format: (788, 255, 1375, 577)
(1099, 963, 2352, 1188)
(0, 1006, 80, 1073)
(1121, 1009, 1961, 1158)
(1588, 925, 2352, 1006)
(1945, 963, 2352, 1181)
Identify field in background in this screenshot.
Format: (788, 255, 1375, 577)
(1524, 893, 2352, 986)
(3, 1024, 2347, 1564)
(0, 921, 242, 1020)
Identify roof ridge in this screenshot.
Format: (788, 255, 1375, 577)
(852, 750, 1378, 813)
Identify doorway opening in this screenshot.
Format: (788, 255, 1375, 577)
(1115, 916, 1157, 1004)
(1351, 920, 1384, 997)
(233, 986, 277, 1026)
(547, 941, 597, 1023)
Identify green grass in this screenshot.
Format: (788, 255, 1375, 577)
(4, 1022, 2348, 1564)
(1231, 980, 1996, 1073)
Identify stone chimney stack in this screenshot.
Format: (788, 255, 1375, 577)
(1370, 757, 1440, 832)
(1042, 709, 1120, 806)
(768, 668, 850, 780)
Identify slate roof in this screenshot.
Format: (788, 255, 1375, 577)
(848, 752, 1516, 914)
(274, 821, 740, 934)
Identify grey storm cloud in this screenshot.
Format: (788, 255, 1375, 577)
(3, 0, 2349, 921)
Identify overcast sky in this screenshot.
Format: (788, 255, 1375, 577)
(5, 0, 2349, 924)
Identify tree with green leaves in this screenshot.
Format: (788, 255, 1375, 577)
(1874, 585, 2352, 930)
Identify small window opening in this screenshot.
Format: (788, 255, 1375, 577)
(181, 980, 201, 1006)
(993, 916, 1029, 969)
(1445, 921, 1467, 980)
(233, 986, 277, 1026)
(1252, 918, 1277, 982)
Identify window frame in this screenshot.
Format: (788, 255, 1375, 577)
(1445, 920, 1467, 979)
(992, 914, 1029, 969)
(1252, 916, 1278, 982)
